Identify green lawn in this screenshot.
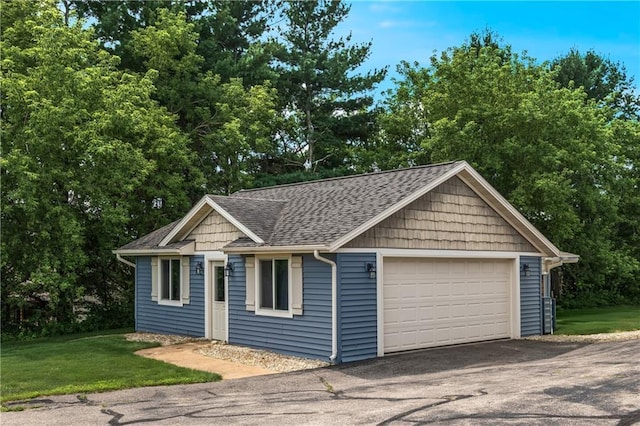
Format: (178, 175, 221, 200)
(555, 305, 640, 335)
(1, 330, 220, 404)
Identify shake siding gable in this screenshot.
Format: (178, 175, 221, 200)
(135, 256, 205, 337)
(520, 256, 542, 336)
(188, 209, 245, 251)
(338, 253, 377, 363)
(345, 176, 536, 252)
(227, 254, 332, 361)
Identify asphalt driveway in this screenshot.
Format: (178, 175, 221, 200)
(3, 339, 639, 425)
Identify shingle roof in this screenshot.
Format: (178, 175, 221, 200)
(117, 161, 462, 251)
(226, 161, 460, 247)
(207, 195, 287, 242)
(118, 221, 181, 251)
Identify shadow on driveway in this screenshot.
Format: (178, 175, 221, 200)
(331, 339, 587, 380)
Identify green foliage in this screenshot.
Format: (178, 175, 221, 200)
(378, 30, 640, 306)
(127, 9, 279, 194)
(274, 0, 386, 172)
(1, 0, 201, 337)
(555, 306, 640, 335)
(551, 48, 640, 120)
(1, 332, 219, 402)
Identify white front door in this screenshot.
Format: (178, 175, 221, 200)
(210, 261, 226, 341)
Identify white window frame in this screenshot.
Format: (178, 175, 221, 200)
(255, 255, 293, 318)
(158, 257, 183, 306)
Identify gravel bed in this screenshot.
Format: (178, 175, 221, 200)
(127, 330, 638, 373)
(524, 330, 640, 343)
(125, 332, 208, 346)
(197, 342, 329, 373)
(125, 332, 328, 372)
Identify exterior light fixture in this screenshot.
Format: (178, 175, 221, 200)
(224, 262, 234, 277)
(195, 261, 204, 275)
(521, 263, 531, 277)
(366, 262, 377, 280)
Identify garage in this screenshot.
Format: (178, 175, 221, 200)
(383, 257, 513, 353)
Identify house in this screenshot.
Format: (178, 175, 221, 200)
(114, 161, 578, 363)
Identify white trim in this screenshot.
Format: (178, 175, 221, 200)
(223, 245, 328, 254)
(114, 241, 195, 257)
(328, 163, 466, 251)
(159, 196, 264, 247)
(159, 196, 210, 246)
(512, 257, 522, 339)
(336, 248, 544, 257)
(457, 163, 560, 256)
(376, 251, 384, 357)
(207, 198, 264, 244)
(377, 249, 524, 259)
(254, 255, 294, 318)
(198, 251, 227, 340)
(157, 256, 184, 307)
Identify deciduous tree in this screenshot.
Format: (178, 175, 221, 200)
(1, 0, 201, 335)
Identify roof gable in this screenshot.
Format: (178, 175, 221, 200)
(116, 161, 561, 257)
(344, 176, 538, 252)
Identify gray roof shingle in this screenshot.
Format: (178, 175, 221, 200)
(118, 220, 184, 251)
(227, 161, 460, 247)
(117, 161, 461, 251)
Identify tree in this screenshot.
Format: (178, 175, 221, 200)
(73, 0, 277, 87)
(127, 8, 279, 194)
(1, 0, 201, 335)
(551, 48, 640, 120)
(273, 0, 386, 173)
(378, 31, 640, 306)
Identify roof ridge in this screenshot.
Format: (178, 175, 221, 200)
(208, 194, 288, 202)
(234, 161, 461, 194)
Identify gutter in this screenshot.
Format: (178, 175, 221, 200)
(116, 253, 136, 269)
(314, 250, 338, 363)
(542, 251, 580, 274)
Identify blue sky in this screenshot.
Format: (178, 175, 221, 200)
(341, 1, 640, 96)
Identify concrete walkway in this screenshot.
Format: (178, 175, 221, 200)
(135, 342, 275, 379)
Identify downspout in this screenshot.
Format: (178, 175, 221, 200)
(116, 253, 136, 269)
(314, 250, 337, 363)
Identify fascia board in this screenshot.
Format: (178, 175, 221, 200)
(328, 162, 467, 252)
(206, 198, 264, 244)
(159, 196, 264, 247)
(159, 196, 210, 246)
(112, 242, 195, 256)
(457, 163, 560, 257)
(222, 245, 328, 254)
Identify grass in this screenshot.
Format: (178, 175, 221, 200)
(0, 330, 220, 404)
(555, 305, 640, 335)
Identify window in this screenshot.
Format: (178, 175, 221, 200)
(161, 258, 181, 302)
(258, 259, 289, 312)
(214, 265, 225, 302)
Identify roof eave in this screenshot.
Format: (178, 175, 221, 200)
(223, 244, 329, 254)
(113, 241, 196, 256)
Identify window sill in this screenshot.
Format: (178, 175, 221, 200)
(158, 299, 184, 307)
(255, 308, 293, 319)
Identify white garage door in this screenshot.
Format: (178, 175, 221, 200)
(383, 258, 512, 353)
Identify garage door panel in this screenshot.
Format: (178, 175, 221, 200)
(384, 258, 512, 353)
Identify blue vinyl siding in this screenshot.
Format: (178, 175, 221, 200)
(337, 253, 378, 363)
(520, 256, 542, 336)
(135, 256, 205, 337)
(227, 254, 332, 361)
